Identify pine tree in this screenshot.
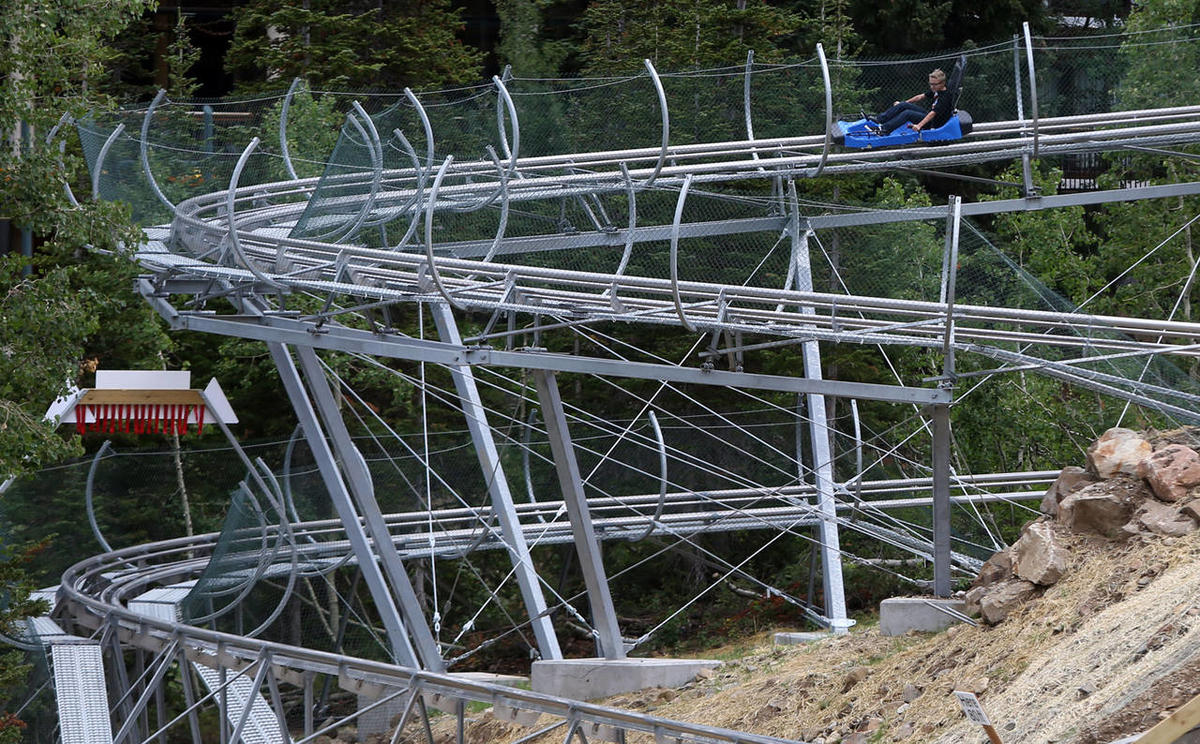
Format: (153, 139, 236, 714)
(579, 0, 801, 74)
(1, 3, 168, 731)
(225, 0, 484, 92)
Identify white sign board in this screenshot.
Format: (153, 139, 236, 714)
(954, 691, 992, 726)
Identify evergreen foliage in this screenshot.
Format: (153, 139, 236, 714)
(3, 0, 1200, 690)
(579, 0, 801, 73)
(225, 0, 484, 92)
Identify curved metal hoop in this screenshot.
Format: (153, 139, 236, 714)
(612, 163, 638, 280)
(668, 174, 697, 332)
(481, 146, 511, 263)
(744, 50, 762, 167)
(1023, 22, 1041, 158)
(390, 128, 431, 250)
(85, 441, 118, 555)
(423, 155, 462, 309)
(280, 77, 304, 181)
(92, 123, 126, 201)
(47, 112, 81, 208)
(140, 89, 176, 212)
(493, 74, 520, 179)
(359, 127, 423, 235)
(643, 59, 671, 190)
(404, 87, 436, 172)
(328, 102, 385, 244)
(813, 44, 834, 179)
(631, 410, 668, 542)
(225, 137, 282, 288)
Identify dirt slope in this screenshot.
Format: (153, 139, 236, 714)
(436, 529, 1200, 744)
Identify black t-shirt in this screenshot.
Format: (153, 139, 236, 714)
(921, 88, 953, 128)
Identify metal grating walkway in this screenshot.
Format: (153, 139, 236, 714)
(130, 584, 290, 744)
(192, 664, 289, 744)
(51, 643, 113, 744)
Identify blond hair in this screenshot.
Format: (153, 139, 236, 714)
(929, 69, 947, 84)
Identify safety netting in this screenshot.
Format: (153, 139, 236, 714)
(40, 22, 1200, 668)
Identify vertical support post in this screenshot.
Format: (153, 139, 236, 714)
(431, 303, 562, 660)
(229, 654, 271, 744)
(291, 344, 446, 671)
(1013, 34, 1036, 197)
(106, 627, 136, 726)
(134, 648, 149, 741)
(155, 674, 167, 744)
(932, 196, 962, 598)
(267, 342, 422, 669)
(218, 667, 228, 744)
(787, 181, 849, 633)
(177, 649, 204, 744)
(304, 671, 315, 736)
(1023, 22, 1040, 159)
(931, 404, 953, 597)
(532, 370, 626, 659)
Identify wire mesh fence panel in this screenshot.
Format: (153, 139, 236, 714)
(31, 23, 1200, 683)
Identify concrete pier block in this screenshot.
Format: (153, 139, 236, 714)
(879, 597, 967, 636)
(773, 631, 833, 646)
(531, 658, 721, 701)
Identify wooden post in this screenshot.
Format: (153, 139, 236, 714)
(1134, 692, 1200, 744)
(954, 691, 1002, 744)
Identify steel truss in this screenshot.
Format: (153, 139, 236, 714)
(30, 24, 1200, 744)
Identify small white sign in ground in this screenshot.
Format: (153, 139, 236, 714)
(954, 690, 992, 725)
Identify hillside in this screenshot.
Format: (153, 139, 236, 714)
(426, 429, 1200, 744)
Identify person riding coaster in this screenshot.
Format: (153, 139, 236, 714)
(834, 55, 973, 149)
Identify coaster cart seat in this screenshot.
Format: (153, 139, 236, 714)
(833, 54, 973, 149)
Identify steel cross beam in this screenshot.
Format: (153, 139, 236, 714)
(137, 282, 948, 406)
(803, 180, 1200, 229)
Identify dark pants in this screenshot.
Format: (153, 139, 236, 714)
(876, 102, 925, 134)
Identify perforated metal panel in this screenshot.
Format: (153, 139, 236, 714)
(194, 664, 290, 744)
(51, 643, 113, 744)
(130, 585, 290, 744)
(127, 582, 195, 622)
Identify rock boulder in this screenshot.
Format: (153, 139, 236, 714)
(970, 549, 1013, 588)
(978, 579, 1037, 624)
(1183, 501, 1200, 523)
(1059, 480, 1139, 537)
(963, 585, 987, 617)
(1087, 428, 1151, 479)
(1137, 444, 1200, 503)
(1041, 466, 1099, 517)
(1013, 522, 1069, 585)
(1129, 499, 1199, 537)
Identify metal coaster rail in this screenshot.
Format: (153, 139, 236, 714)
(38, 28, 1200, 743)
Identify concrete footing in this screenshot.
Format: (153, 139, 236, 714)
(530, 658, 721, 701)
(879, 597, 968, 636)
(773, 631, 833, 646)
